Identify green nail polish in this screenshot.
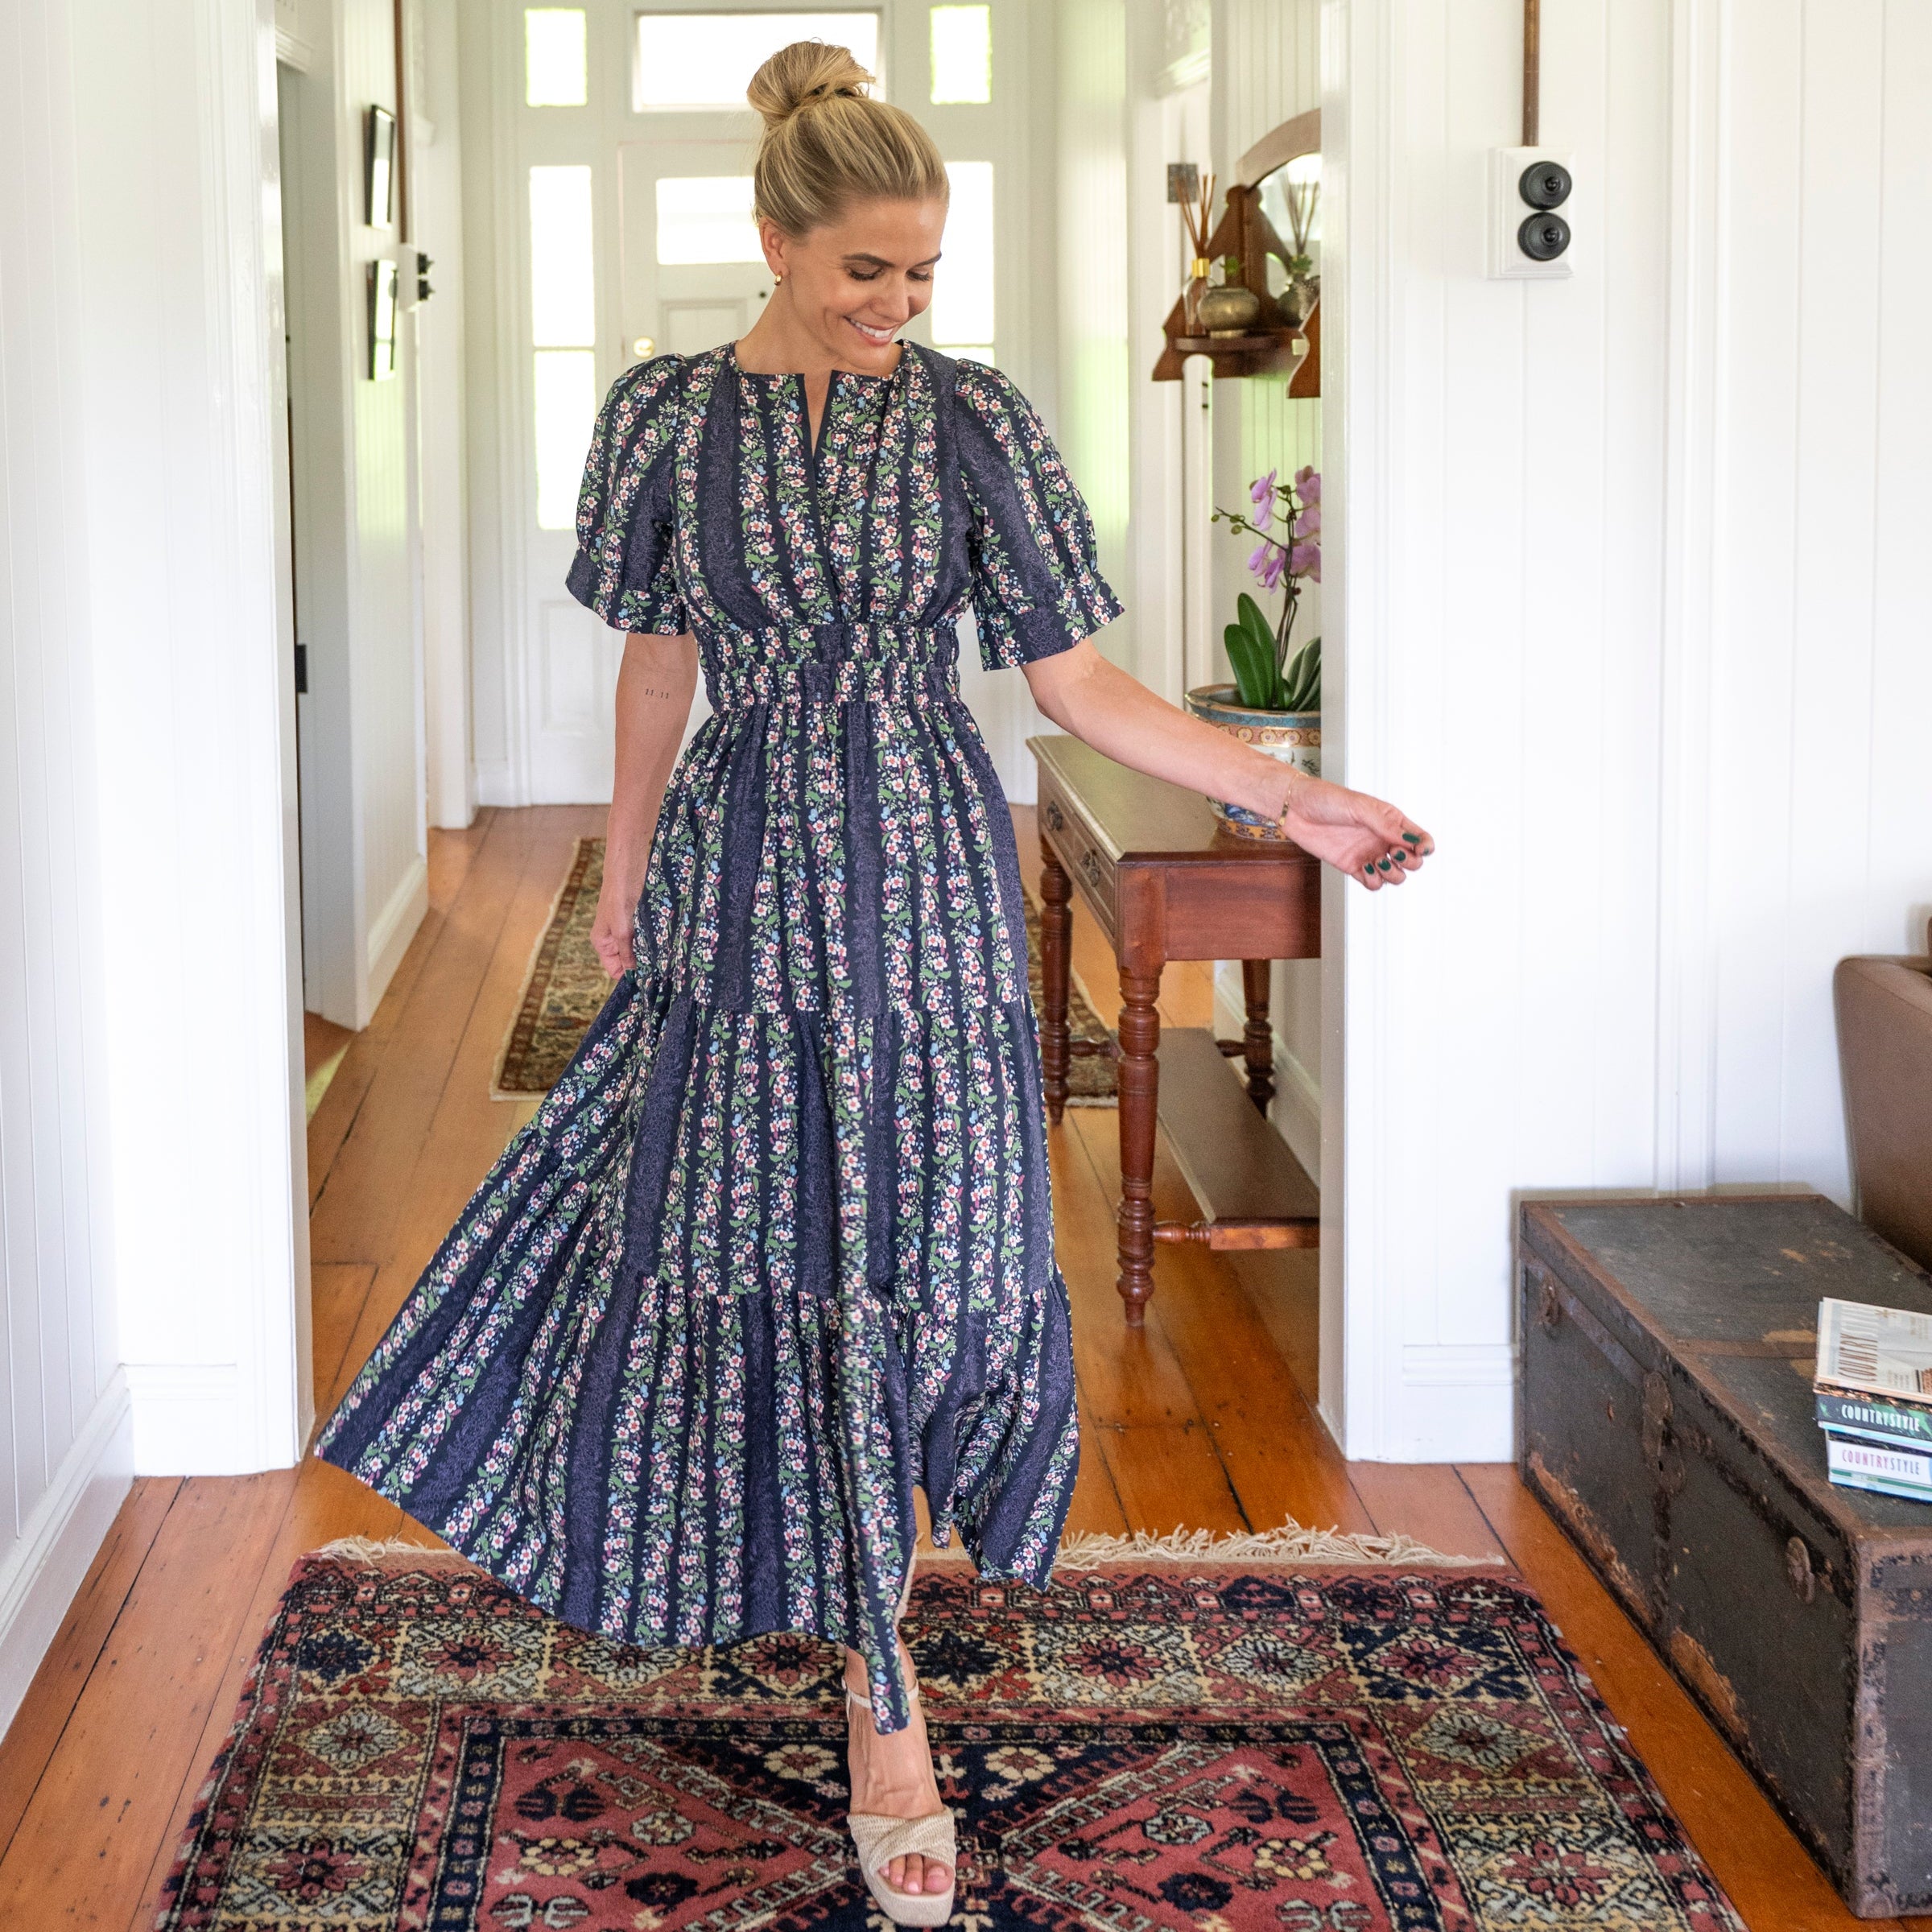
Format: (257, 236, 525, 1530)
(1402, 832, 1421, 846)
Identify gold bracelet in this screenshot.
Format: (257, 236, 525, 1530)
(1274, 770, 1305, 835)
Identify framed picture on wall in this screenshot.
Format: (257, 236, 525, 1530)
(367, 258, 398, 380)
(365, 105, 395, 229)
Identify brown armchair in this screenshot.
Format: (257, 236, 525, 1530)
(1835, 946, 1932, 1273)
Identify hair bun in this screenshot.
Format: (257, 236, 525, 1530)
(745, 39, 874, 128)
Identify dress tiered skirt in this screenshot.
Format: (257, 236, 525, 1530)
(313, 642, 1080, 1732)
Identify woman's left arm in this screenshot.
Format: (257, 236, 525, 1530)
(1022, 638, 1434, 890)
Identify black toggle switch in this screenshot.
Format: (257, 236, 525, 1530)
(1518, 212, 1571, 262)
(1518, 160, 1572, 211)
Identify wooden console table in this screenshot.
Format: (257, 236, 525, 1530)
(1026, 734, 1322, 1324)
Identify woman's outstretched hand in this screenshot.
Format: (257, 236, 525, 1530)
(1279, 774, 1434, 890)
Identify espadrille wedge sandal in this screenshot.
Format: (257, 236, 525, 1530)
(843, 1686, 957, 1925)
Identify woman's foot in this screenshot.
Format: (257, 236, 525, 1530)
(844, 1640, 953, 1901)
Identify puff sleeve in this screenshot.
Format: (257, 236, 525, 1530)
(953, 360, 1125, 671)
(564, 354, 689, 634)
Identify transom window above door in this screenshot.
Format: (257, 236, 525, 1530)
(632, 12, 885, 111)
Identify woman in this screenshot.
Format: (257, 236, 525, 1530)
(315, 39, 1431, 1925)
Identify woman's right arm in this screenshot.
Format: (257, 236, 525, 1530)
(590, 631, 701, 976)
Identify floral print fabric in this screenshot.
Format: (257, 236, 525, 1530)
(314, 344, 1121, 1734)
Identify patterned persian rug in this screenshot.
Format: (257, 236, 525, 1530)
(492, 838, 612, 1098)
(493, 836, 1119, 1103)
(153, 1546, 1742, 1930)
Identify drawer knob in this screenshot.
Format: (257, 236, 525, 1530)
(1043, 798, 1065, 832)
(1079, 848, 1105, 889)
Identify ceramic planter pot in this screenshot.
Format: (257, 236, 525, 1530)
(1183, 683, 1321, 840)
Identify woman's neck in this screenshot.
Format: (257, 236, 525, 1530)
(732, 284, 903, 380)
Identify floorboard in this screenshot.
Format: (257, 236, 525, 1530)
(0, 1477, 179, 1865)
(0, 808, 1871, 1932)
(0, 1472, 298, 1923)
(305, 812, 493, 1208)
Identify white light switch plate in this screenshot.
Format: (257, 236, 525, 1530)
(1488, 147, 1575, 280)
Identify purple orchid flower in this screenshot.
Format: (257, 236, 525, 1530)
(1249, 469, 1277, 530)
(1294, 464, 1321, 505)
(1293, 504, 1320, 539)
(1249, 541, 1288, 592)
(1288, 542, 1321, 583)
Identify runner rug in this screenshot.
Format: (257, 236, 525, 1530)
(492, 836, 1119, 1102)
(153, 1545, 1742, 1930)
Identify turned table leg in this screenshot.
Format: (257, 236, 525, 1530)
(1038, 844, 1072, 1124)
(1241, 958, 1276, 1113)
(1115, 965, 1162, 1324)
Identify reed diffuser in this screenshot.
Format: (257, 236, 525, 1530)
(1179, 168, 1216, 336)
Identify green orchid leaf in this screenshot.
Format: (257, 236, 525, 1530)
(1236, 592, 1274, 647)
(1224, 622, 1271, 708)
(1277, 635, 1322, 712)
(1279, 638, 1315, 710)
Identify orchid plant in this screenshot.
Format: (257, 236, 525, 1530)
(1210, 465, 1322, 712)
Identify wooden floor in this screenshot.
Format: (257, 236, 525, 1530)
(0, 804, 1893, 1928)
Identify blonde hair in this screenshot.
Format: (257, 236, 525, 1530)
(746, 40, 948, 237)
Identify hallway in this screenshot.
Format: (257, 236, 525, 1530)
(0, 807, 1890, 1930)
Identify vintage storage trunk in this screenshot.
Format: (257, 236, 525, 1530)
(1519, 1195, 1932, 1918)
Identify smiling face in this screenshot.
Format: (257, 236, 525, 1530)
(758, 196, 947, 373)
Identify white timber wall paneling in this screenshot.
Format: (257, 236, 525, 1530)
(1666, 0, 1932, 1204)
(0, 0, 136, 1741)
(1327, 0, 1932, 1460)
(68, 0, 312, 1473)
(1325, 0, 1674, 1459)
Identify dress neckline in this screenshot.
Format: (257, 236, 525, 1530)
(726, 338, 908, 386)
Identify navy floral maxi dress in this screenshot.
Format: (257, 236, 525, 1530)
(313, 341, 1123, 1730)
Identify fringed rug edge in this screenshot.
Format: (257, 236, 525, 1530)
(309, 1520, 1503, 1575)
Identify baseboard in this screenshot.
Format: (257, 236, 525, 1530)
(1389, 1345, 1518, 1460)
(473, 759, 519, 809)
(0, 1372, 134, 1743)
(1212, 979, 1323, 1183)
(365, 853, 429, 1018)
(125, 1361, 243, 1474)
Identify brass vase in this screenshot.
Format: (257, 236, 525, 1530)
(1198, 283, 1261, 337)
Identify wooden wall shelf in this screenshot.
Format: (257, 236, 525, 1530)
(1152, 184, 1319, 393)
(1155, 303, 1319, 390)
(1154, 107, 1321, 394)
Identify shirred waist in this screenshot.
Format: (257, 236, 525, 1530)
(699, 617, 963, 712)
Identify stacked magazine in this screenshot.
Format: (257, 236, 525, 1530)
(1814, 1297, 1932, 1501)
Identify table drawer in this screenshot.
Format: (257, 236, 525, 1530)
(1040, 784, 1117, 939)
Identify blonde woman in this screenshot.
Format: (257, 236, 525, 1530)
(315, 39, 1430, 1926)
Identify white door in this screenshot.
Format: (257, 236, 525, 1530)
(620, 139, 775, 362)
(489, 0, 1034, 804)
